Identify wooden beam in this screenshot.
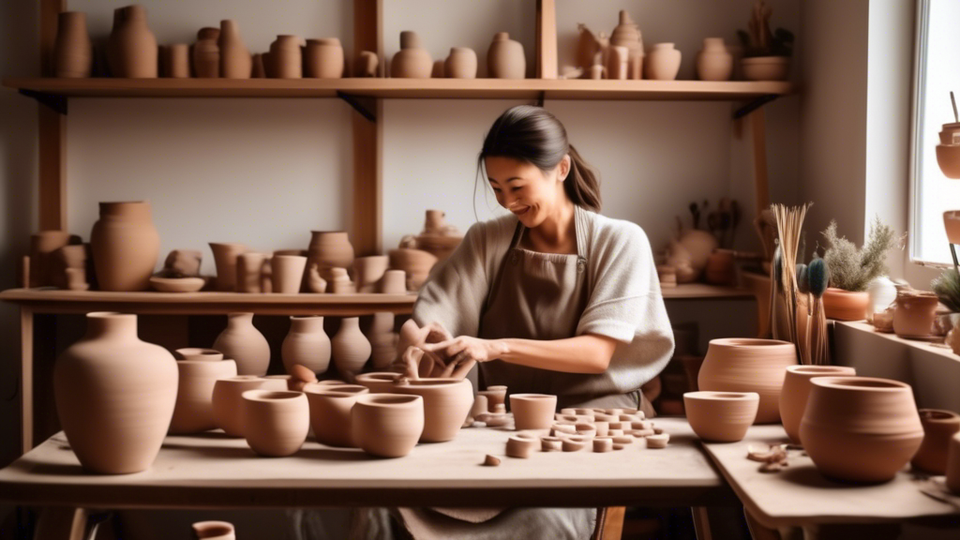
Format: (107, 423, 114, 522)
(537, 0, 558, 79)
(39, 0, 66, 231)
(750, 107, 770, 218)
(20, 308, 33, 454)
(352, 0, 382, 255)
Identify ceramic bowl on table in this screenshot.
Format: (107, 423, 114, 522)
(684, 391, 759, 442)
(352, 393, 424, 458)
(779, 365, 856, 444)
(241, 390, 310, 457)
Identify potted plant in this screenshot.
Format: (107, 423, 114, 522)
(820, 217, 898, 321)
(737, 0, 794, 81)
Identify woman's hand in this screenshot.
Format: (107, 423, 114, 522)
(421, 336, 507, 365)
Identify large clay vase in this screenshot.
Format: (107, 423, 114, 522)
(304, 38, 344, 79)
(912, 409, 960, 474)
(821, 288, 869, 321)
(779, 365, 856, 444)
(242, 390, 309, 457)
(219, 20, 252, 79)
(444, 47, 477, 79)
(893, 290, 940, 338)
(308, 231, 355, 281)
(684, 391, 759, 443)
(90, 201, 160, 291)
(800, 376, 923, 483)
(193, 28, 220, 78)
(332, 317, 372, 376)
(352, 394, 425, 458)
(213, 313, 271, 376)
(394, 378, 473, 442)
(354, 255, 389, 293)
(209, 243, 248, 291)
(211, 375, 286, 437)
(107, 5, 158, 78)
(54, 12, 92, 78)
(304, 384, 369, 447)
(54, 312, 178, 474)
(487, 32, 525, 79)
(366, 312, 398, 370)
(697, 338, 797, 424)
(388, 248, 437, 291)
(644, 43, 681, 81)
(169, 358, 237, 434)
(696, 38, 732, 81)
(282, 316, 331, 376)
(391, 31, 432, 78)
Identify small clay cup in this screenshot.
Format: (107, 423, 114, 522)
(684, 391, 759, 443)
(304, 384, 369, 448)
(510, 393, 557, 430)
(211, 376, 287, 437)
(352, 393, 424, 458)
(241, 390, 309, 457)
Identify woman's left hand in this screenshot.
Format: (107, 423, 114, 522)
(421, 336, 506, 365)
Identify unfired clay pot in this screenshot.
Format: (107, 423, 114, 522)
(947, 433, 960, 493)
(742, 56, 790, 81)
(211, 376, 286, 437)
(800, 376, 923, 483)
(54, 312, 177, 474)
(219, 20, 251, 79)
(379, 269, 407, 294)
(366, 312, 398, 369)
(193, 28, 220, 78)
(305, 384, 369, 447)
(209, 243, 247, 291)
(394, 378, 473, 442)
(697, 338, 797, 424)
(478, 385, 508, 411)
(779, 365, 856, 444)
(282, 316, 331, 375)
(270, 35, 302, 78)
(356, 50, 379, 77)
(912, 409, 960, 474)
(487, 32, 525, 79)
(644, 43, 681, 81)
(683, 391, 759, 442)
(352, 393, 425, 458)
(893, 290, 940, 338)
(445, 47, 477, 79)
(510, 393, 557, 430)
(213, 313, 271, 376)
(236, 252, 265, 293)
(356, 372, 403, 393)
(242, 390, 309, 457)
(160, 44, 190, 78)
(192, 521, 235, 540)
(54, 12, 92, 78)
(272, 255, 307, 293)
(308, 231, 355, 281)
(606, 46, 629, 80)
(610, 10, 643, 73)
(91, 201, 160, 291)
(304, 38, 344, 79)
(354, 255, 389, 293)
(822, 288, 869, 321)
(696, 38, 732, 81)
(332, 317, 371, 376)
(388, 248, 437, 291)
(107, 5, 157, 78)
(391, 31, 432, 78)
(169, 358, 237, 434)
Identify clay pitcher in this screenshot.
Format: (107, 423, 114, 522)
(219, 20, 252, 79)
(107, 5, 158, 78)
(54, 12, 92, 78)
(281, 316, 331, 376)
(213, 313, 271, 376)
(487, 32, 525, 79)
(90, 201, 160, 291)
(332, 317, 372, 377)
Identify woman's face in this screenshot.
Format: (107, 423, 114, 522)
(485, 155, 571, 228)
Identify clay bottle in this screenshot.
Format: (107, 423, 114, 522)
(54, 12, 92, 78)
(487, 32, 525, 79)
(219, 20, 252, 79)
(281, 316, 331, 376)
(213, 313, 271, 376)
(90, 201, 160, 291)
(107, 5, 158, 78)
(332, 317, 372, 377)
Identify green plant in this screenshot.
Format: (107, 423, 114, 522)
(821, 217, 897, 292)
(932, 269, 960, 312)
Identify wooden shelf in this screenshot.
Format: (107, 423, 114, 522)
(5, 77, 794, 101)
(661, 283, 755, 300)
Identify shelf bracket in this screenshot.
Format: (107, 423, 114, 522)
(337, 92, 376, 122)
(19, 89, 67, 115)
(733, 95, 778, 120)
(536, 92, 545, 108)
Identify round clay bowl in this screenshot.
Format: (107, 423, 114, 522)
(821, 288, 869, 321)
(149, 276, 205, 293)
(684, 391, 759, 442)
(800, 377, 923, 483)
(912, 409, 960, 474)
(510, 393, 557, 430)
(241, 390, 309, 457)
(947, 433, 960, 494)
(211, 376, 287, 437)
(352, 393, 424, 458)
(304, 384, 369, 448)
(741, 56, 789, 81)
(393, 378, 473, 442)
(355, 372, 403, 393)
(779, 365, 856, 444)
(175, 348, 224, 361)
(170, 359, 238, 434)
(936, 144, 960, 179)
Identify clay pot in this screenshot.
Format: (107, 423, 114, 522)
(175, 348, 223, 361)
(242, 390, 309, 457)
(271, 255, 307, 294)
(444, 47, 477, 79)
(332, 317, 371, 376)
(893, 290, 940, 338)
(209, 243, 248, 291)
(696, 38, 732, 81)
(388, 249, 437, 291)
(821, 288, 869, 321)
(30, 231, 78, 287)
(305, 384, 369, 447)
(644, 43, 681, 81)
(192, 521, 235, 540)
(742, 56, 790, 81)
(54, 12, 92, 78)
(356, 372, 403, 393)
(697, 338, 797, 424)
(219, 20, 252, 79)
(252, 53, 266, 78)
(945, 211, 960, 244)
(947, 433, 960, 493)
(170, 358, 238, 434)
(487, 32, 525, 79)
(306, 263, 327, 293)
(394, 378, 473, 442)
(478, 385, 507, 411)
(800, 377, 923, 483)
(54, 312, 177, 474)
(107, 5, 157, 78)
(366, 312, 398, 369)
(270, 35, 302, 78)
(328, 268, 355, 294)
(304, 38, 344, 78)
(193, 31, 219, 78)
(391, 31, 432, 78)
(282, 316, 331, 376)
(610, 10, 643, 63)
(684, 391, 759, 443)
(354, 255, 389, 293)
(704, 250, 736, 285)
(510, 393, 557, 430)
(213, 313, 271, 376)
(352, 394, 425, 457)
(606, 46, 628, 80)
(160, 44, 190, 78)
(308, 231, 355, 281)
(379, 269, 407, 294)
(779, 365, 856, 444)
(211, 376, 286, 437)
(236, 252, 265, 293)
(912, 409, 960, 474)
(50, 244, 88, 290)
(91, 201, 160, 291)
(356, 50, 379, 77)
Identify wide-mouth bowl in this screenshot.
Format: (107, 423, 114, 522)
(787, 365, 855, 376)
(810, 376, 910, 392)
(357, 372, 402, 383)
(175, 348, 223, 361)
(919, 408, 960, 423)
(684, 391, 759, 402)
(356, 393, 422, 407)
(241, 390, 303, 402)
(304, 384, 368, 396)
(510, 393, 556, 402)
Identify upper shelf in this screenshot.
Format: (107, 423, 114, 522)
(4, 78, 794, 101)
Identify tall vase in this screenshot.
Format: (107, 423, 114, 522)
(308, 231, 354, 281)
(282, 316, 331, 375)
(213, 313, 271, 376)
(391, 31, 432, 78)
(366, 312, 398, 369)
(269, 35, 302, 79)
(54, 12, 92, 78)
(218, 20, 252, 79)
(487, 32, 525, 79)
(107, 5, 158, 78)
(54, 312, 178, 473)
(90, 201, 160, 291)
(332, 317, 371, 377)
(304, 38, 344, 79)
(209, 243, 248, 291)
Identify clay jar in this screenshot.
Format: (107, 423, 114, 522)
(821, 288, 869, 321)
(209, 243, 248, 292)
(893, 290, 940, 338)
(356, 372, 403, 393)
(510, 394, 557, 430)
(645, 43, 681, 81)
(282, 316, 331, 375)
(271, 255, 307, 294)
(487, 32, 525, 79)
(391, 31, 432, 78)
(912, 409, 960, 474)
(696, 38, 732, 81)
(193, 28, 220, 78)
(91, 201, 160, 292)
(394, 378, 473, 442)
(697, 338, 797, 424)
(304, 38, 344, 78)
(213, 313, 271, 376)
(779, 365, 856, 444)
(388, 248, 438, 291)
(169, 357, 238, 434)
(683, 391, 759, 443)
(354, 255, 389, 293)
(54, 312, 177, 474)
(270, 35, 303, 78)
(54, 12, 92, 78)
(107, 5, 157, 78)
(352, 394, 425, 458)
(219, 20, 252, 79)
(304, 384, 369, 447)
(192, 521, 235, 540)
(211, 376, 286, 437)
(445, 47, 477, 79)
(332, 317, 372, 376)
(800, 376, 923, 483)
(242, 390, 309, 457)
(308, 231, 355, 281)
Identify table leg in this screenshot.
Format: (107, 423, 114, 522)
(743, 508, 782, 540)
(34, 507, 88, 540)
(21, 307, 34, 455)
(691, 507, 712, 540)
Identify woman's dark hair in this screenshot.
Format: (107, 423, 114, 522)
(477, 105, 601, 212)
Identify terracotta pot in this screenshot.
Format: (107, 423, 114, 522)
(51, 244, 89, 290)
(160, 44, 190, 78)
(192, 521, 235, 540)
(107, 5, 157, 78)
(91, 201, 160, 292)
(356, 372, 403, 393)
(697, 338, 797, 424)
(510, 393, 557, 430)
(366, 312, 398, 369)
(444, 47, 477, 79)
(54, 12, 92, 78)
(779, 365, 856, 444)
(606, 46, 628, 80)
(912, 409, 960, 474)
(305, 384, 369, 447)
(645, 43, 681, 80)
(213, 313, 271, 376)
(683, 391, 759, 442)
(271, 255, 307, 294)
(170, 358, 237, 434)
(800, 376, 923, 483)
(242, 390, 309, 457)
(944, 211, 960, 244)
(893, 290, 940, 338)
(175, 348, 223, 361)
(742, 56, 790, 81)
(487, 32, 525, 79)
(379, 269, 407, 294)
(332, 317, 371, 376)
(354, 255, 389, 293)
(193, 33, 219, 78)
(391, 31, 432, 78)
(54, 312, 177, 474)
(209, 243, 248, 291)
(478, 385, 507, 411)
(394, 378, 473, 442)
(236, 252, 265, 293)
(352, 394, 425, 457)
(211, 376, 286, 437)
(356, 50, 379, 77)
(304, 38, 344, 78)
(947, 433, 960, 493)
(30, 231, 78, 287)
(696, 38, 732, 81)
(704, 250, 736, 285)
(282, 316, 331, 376)
(270, 35, 302, 78)
(328, 267, 355, 294)
(308, 231, 355, 281)
(821, 288, 869, 321)
(219, 20, 251, 79)
(388, 248, 437, 291)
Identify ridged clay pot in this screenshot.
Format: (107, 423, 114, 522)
(332, 317, 371, 376)
(219, 20, 251, 79)
(209, 243, 248, 292)
(192, 521, 235, 540)
(282, 316, 331, 376)
(696, 38, 732, 81)
(54, 12, 92, 78)
(391, 31, 432, 78)
(487, 32, 525, 79)
(779, 365, 856, 444)
(893, 290, 940, 338)
(394, 378, 473, 442)
(366, 312, 398, 369)
(352, 394, 425, 458)
(170, 358, 237, 434)
(354, 255, 389, 293)
(356, 372, 403, 393)
(270, 35, 302, 79)
(107, 5, 157, 78)
(610, 10, 643, 64)
(160, 44, 190, 78)
(822, 288, 869, 321)
(308, 231, 354, 282)
(912, 409, 960, 474)
(211, 376, 286, 437)
(91, 201, 160, 291)
(644, 43, 681, 81)
(510, 394, 557, 430)
(304, 38, 344, 78)
(271, 255, 307, 293)
(54, 312, 177, 474)
(444, 47, 477, 79)
(213, 313, 270, 376)
(742, 56, 790, 81)
(684, 391, 759, 443)
(242, 390, 309, 457)
(305, 384, 369, 447)
(388, 248, 437, 291)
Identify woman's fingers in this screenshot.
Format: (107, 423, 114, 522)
(451, 359, 477, 379)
